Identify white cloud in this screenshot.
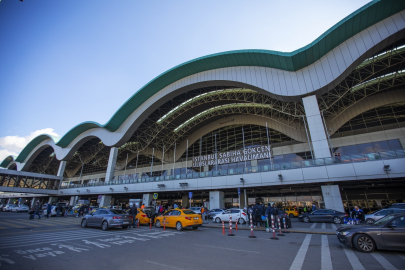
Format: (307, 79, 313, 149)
(0, 128, 60, 162)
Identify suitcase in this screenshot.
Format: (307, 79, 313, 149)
(29, 214, 34, 219)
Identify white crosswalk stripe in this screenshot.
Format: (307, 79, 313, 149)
(321, 235, 332, 270)
(321, 223, 326, 229)
(340, 244, 365, 270)
(289, 234, 312, 270)
(331, 224, 337, 230)
(371, 253, 397, 270)
(310, 223, 316, 229)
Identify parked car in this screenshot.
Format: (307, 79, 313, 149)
(337, 213, 405, 252)
(298, 209, 348, 224)
(207, 209, 225, 219)
(283, 207, 299, 218)
(81, 209, 133, 231)
(11, 205, 29, 212)
(134, 208, 151, 226)
(213, 209, 248, 224)
(364, 208, 405, 224)
(154, 209, 202, 231)
(2, 204, 17, 212)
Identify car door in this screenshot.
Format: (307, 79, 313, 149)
(381, 216, 405, 250)
(163, 210, 174, 227)
(222, 210, 231, 221)
(87, 210, 100, 225)
(170, 210, 181, 227)
(323, 210, 335, 222)
(230, 210, 240, 222)
(311, 210, 325, 222)
(94, 210, 108, 226)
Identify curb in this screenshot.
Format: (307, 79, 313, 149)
(202, 225, 336, 235)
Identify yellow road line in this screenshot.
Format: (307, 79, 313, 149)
(6, 219, 43, 227)
(0, 221, 25, 228)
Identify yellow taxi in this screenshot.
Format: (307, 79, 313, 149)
(154, 209, 202, 231)
(283, 207, 298, 218)
(135, 209, 151, 226)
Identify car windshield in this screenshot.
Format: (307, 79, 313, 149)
(373, 214, 396, 225)
(182, 210, 195, 215)
(109, 210, 126, 215)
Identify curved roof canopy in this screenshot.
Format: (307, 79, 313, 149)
(1, 0, 405, 169)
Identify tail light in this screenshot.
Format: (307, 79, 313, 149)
(345, 214, 348, 216)
(113, 216, 122, 220)
(242, 213, 246, 216)
(185, 217, 191, 220)
(141, 214, 147, 217)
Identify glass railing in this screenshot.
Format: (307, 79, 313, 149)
(60, 149, 405, 189)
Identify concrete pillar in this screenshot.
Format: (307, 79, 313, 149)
(105, 147, 118, 182)
(48, 197, 58, 204)
(142, 194, 153, 207)
(239, 192, 246, 209)
(321, 185, 344, 212)
(302, 95, 331, 159)
(99, 195, 112, 207)
(57, 161, 67, 177)
(30, 198, 37, 208)
(69, 196, 78, 206)
(181, 195, 188, 208)
(209, 191, 224, 210)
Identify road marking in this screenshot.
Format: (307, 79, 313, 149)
(7, 219, 43, 227)
(331, 224, 337, 230)
(321, 223, 326, 229)
(340, 244, 365, 270)
(371, 253, 397, 270)
(195, 244, 260, 254)
(0, 221, 25, 228)
(321, 235, 332, 270)
(310, 223, 316, 229)
(145, 261, 183, 270)
(289, 234, 312, 270)
(397, 253, 405, 261)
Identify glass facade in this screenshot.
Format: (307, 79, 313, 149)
(333, 139, 402, 156)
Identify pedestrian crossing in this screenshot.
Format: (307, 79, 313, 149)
(308, 223, 341, 230)
(290, 234, 405, 270)
(0, 217, 80, 230)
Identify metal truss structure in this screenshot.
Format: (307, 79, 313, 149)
(0, 174, 59, 190)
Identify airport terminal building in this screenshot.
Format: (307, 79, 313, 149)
(1, 0, 405, 212)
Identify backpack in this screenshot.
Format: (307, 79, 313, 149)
(159, 206, 163, 213)
(254, 206, 261, 215)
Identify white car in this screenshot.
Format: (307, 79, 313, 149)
(189, 207, 202, 214)
(365, 208, 405, 224)
(2, 204, 17, 212)
(213, 209, 248, 224)
(11, 205, 29, 212)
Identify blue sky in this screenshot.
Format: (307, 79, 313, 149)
(0, 0, 370, 160)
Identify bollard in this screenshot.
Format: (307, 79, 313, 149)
(248, 214, 256, 238)
(277, 216, 285, 236)
(222, 221, 225, 235)
(235, 219, 238, 231)
(283, 217, 289, 233)
(150, 217, 152, 229)
(265, 217, 270, 233)
(137, 218, 140, 228)
(163, 218, 166, 231)
(228, 216, 235, 236)
(270, 214, 279, 240)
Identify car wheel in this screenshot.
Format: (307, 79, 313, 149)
(215, 217, 221, 223)
(81, 219, 87, 228)
(303, 217, 310, 223)
(333, 217, 342, 224)
(353, 234, 375, 253)
(101, 221, 109, 231)
(176, 222, 183, 231)
(134, 219, 139, 226)
(366, 218, 375, 224)
(155, 220, 161, 228)
(289, 213, 294, 218)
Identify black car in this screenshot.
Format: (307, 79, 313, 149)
(298, 209, 347, 224)
(337, 213, 405, 253)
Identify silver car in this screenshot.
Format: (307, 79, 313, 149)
(81, 209, 133, 230)
(364, 208, 405, 224)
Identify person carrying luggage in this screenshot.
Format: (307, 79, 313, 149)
(33, 201, 41, 219)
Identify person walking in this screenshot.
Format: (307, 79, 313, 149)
(351, 206, 365, 223)
(56, 204, 61, 217)
(129, 204, 138, 228)
(265, 203, 272, 229)
(312, 204, 316, 212)
(78, 205, 85, 218)
(253, 202, 262, 228)
(46, 203, 52, 218)
(33, 201, 41, 219)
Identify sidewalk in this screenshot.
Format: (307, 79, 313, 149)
(202, 219, 338, 235)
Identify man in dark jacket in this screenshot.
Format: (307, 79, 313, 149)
(129, 204, 138, 228)
(270, 204, 279, 228)
(46, 203, 52, 218)
(252, 202, 263, 228)
(351, 206, 365, 222)
(33, 201, 41, 219)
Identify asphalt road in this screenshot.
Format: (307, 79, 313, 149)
(0, 212, 404, 270)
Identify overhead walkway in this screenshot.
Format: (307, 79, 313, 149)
(0, 169, 62, 195)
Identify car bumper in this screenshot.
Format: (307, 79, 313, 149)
(109, 219, 133, 227)
(336, 233, 353, 247)
(184, 224, 202, 228)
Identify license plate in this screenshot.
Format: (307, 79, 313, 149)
(123, 222, 129, 224)
(194, 217, 199, 220)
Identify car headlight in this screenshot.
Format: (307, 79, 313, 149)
(339, 231, 351, 236)
(298, 215, 302, 217)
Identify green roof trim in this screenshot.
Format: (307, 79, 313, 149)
(2, 0, 405, 167)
